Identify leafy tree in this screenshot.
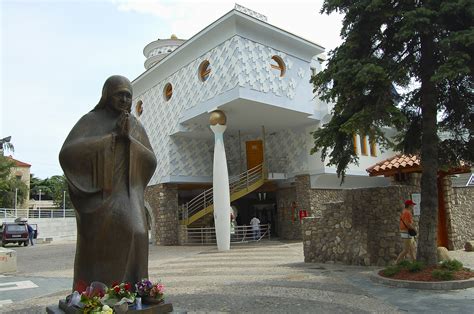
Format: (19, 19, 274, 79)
(0, 136, 14, 155)
(49, 175, 73, 209)
(30, 174, 53, 200)
(29, 174, 72, 208)
(0, 155, 28, 208)
(311, 0, 473, 265)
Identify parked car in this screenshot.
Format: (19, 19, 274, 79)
(1, 222, 29, 247)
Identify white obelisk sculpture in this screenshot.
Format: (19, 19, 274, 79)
(210, 110, 231, 251)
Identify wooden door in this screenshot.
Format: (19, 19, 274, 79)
(246, 140, 263, 170)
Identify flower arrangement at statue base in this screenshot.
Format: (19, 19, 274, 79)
(65, 279, 165, 313)
(135, 278, 165, 305)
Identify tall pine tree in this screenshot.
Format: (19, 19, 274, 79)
(311, 0, 473, 265)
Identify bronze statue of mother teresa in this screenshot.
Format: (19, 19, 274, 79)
(59, 75, 157, 291)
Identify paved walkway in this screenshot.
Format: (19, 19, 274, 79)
(1, 240, 473, 313)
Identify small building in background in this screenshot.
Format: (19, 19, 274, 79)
(6, 156, 31, 208)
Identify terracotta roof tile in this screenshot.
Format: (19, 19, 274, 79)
(366, 154, 421, 176)
(367, 154, 470, 177)
(6, 155, 31, 168)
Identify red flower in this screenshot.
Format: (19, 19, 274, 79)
(124, 283, 131, 291)
(74, 280, 87, 293)
(111, 281, 120, 287)
(114, 286, 121, 293)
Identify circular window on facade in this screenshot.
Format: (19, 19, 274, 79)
(163, 83, 173, 101)
(198, 60, 211, 82)
(270, 55, 286, 77)
(135, 100, 143, 116)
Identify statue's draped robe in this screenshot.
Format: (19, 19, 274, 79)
(59, 109, 156, 290)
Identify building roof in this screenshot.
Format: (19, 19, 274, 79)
(6, 155, 31, 168)
(133, 7, 325, 93)
(366, 154, 421, 177)
(366, 154, 471, 177)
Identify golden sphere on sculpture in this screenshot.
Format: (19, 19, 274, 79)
(170, 34, 178, 39)
(209, 110, 227, 126)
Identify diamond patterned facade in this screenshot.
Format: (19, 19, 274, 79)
(135, 36, 310, 185)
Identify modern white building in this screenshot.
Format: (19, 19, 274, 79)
(132, 5, 393, 244)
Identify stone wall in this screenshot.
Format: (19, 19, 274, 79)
(295, 175, 311, 216)
(145, 184, 179, 245)
(309, 189, 345, 217)
(303, 185, 419, 266)
(276, 187, 300, 240)
(449, 186, 474, 249)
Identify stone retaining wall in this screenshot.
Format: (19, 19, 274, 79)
(450, 186, 474, 249)
(309, 189, 345, 217)
(303, 185, 419, 266)
(145, 184, 179, 245)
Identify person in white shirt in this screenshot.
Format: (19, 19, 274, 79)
(250, 216, 261, 240)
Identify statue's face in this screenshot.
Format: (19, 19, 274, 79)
(109, 88, 132, 113)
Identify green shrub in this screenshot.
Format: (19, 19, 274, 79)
(397, 260, 411, 268)
(407, 261, 425, 273)
(440, 259, 463, 271)
(432, 269, 454, 281)
(383, 265, 401, 277)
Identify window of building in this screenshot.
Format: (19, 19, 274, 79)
(16, 175, 22, 181)
(163, 83, 173, 101)
(352, 134, 358, 155)
(370, 137, 377, 157)
(135, 100, 143, 117)
(360, 135, 368, 156)
(199, 60, 211, 82)
(270, 55, 286, 77)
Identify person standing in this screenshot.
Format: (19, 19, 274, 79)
(395, 200, 417, 263)
(250, 216, 261, 240)
(26, 223, 34, 246)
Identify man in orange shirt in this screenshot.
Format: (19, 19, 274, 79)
(395, 200, 417, 264)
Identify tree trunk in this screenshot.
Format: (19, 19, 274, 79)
(417, 33, 439, 265)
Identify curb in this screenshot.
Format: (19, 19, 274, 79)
(370, 270, 474, 290)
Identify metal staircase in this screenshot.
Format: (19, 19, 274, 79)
(180, 163, 265, 225)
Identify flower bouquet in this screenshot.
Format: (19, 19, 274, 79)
(67, 281, 113, 313)
(102, 281, 136, 308)
(135, 278, 165, 305)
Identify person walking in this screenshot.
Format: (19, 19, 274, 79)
(250, 216, 261, 240)
(395, 200, 417, 264)
(27, 223, 34, 246)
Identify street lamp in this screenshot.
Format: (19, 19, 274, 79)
(14, 188, 18, 209)
(38, 189, 42, 209)
(63, 190, 66, 210)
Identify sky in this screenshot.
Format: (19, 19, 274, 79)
(1, 0, 343, 179)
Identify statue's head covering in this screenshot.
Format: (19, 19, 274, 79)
(93, 75, 132, 112)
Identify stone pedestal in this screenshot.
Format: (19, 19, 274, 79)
(46, 299, 173, 314)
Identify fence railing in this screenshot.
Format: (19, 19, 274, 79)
(0, 208, 76, 220)
(180, 163, 265, 224)
(183, 224, 271, 245)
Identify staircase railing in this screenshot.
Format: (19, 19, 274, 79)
(180, 163, 265, 225)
